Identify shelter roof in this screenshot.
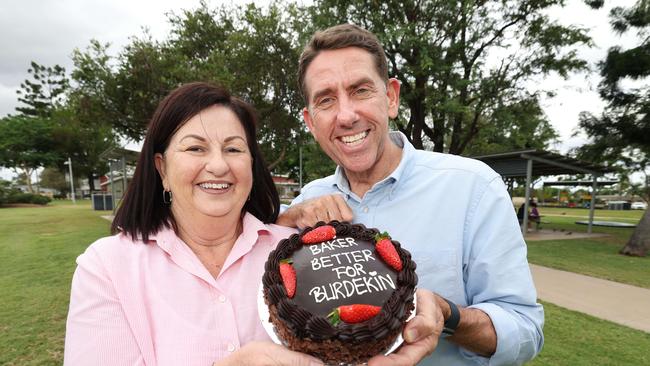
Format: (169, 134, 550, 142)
(99, 146, 140, 164)
(471, 149, 614, 178)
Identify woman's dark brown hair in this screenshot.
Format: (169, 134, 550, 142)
(111, 82, 280, 242)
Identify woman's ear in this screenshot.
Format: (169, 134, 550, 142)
(154, 153, 168, 190)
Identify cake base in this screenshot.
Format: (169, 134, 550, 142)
(267, 301, 415, 365)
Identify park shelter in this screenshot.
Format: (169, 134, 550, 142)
(472, 149, 614, 236)
(99, 147, 140, 212)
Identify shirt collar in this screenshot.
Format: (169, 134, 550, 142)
(149, 212, 271, 257)
(332, 131, 414, 199)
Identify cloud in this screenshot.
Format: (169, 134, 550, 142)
(0, 0, 206, 117)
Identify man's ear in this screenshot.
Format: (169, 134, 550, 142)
(303, 107, 318, 139)
(154, 153, 168, 190)
(386, 78, 401, 119)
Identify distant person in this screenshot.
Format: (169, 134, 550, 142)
(64, 83, 321, 366)
(517, 201, 541, 231)
(277, 24, 543, 365)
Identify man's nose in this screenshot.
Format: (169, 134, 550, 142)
(335, 96, 358, 127)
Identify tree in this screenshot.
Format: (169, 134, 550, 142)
(68, 1, 310, 174)
(309, 0, 590, 154)
(15, 61, 69, 117)
(577, 0, 650, 256)
(39, 167, 69, 193)
(0, 115, 59, 193)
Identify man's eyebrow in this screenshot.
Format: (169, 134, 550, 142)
(347, 77, 375, 91)
(311, 86, 335, 103)
(311, 77, 377, 103)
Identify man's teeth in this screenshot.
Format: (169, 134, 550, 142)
(199, 183, 230, 189)
(341, 131, 368, 145)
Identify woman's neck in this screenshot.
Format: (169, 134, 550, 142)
(172, 208, 243, 277)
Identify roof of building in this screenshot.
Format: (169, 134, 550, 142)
(471, 149, 614, 177)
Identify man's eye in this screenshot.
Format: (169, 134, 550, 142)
(355, 88, 371, 96)
(317, 97, 334, 108)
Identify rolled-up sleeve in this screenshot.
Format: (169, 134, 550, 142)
(461, 177, 544, 365)
(64, 246, 145, 366)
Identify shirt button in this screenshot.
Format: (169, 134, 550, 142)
(227, 343, 236, 352)
(362, 206, 369, 213)
(218, 295, 227, 303)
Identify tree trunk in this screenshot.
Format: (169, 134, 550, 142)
(619, 208, 650, 257)
(87, 173, 96, 192)
(267, 146, 286, 171)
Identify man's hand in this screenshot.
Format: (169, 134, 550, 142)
(367, 289, 443, 366)
(216, 341, 323, 366)
(276, 194, 354, 228)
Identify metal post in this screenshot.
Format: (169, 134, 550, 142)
(110, 161, 116, 214)
(588, 176, 598, 234)
(65, 157, 76, 204)
(522, 159, 533, 235)
(299, 146, 303, 189)
(121, 155, 128, 208)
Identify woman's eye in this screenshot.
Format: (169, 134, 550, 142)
(186, 146, 204, 152)
(225, 147, 244, 153)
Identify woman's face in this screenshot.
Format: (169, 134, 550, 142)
(155, 105, 253, 222)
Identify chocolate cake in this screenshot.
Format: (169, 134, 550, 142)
(262, 221, 418, 364)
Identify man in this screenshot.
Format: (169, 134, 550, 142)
(277, 24, 544, 365)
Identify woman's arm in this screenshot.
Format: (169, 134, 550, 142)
(64, 247, 145, 366)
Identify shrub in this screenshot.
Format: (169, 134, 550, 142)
(4, 192, 51, 205)
(30, 195, 52, 205)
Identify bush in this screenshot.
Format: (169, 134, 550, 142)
(3, 192, 51, 205)
(30, 195, 52, 205)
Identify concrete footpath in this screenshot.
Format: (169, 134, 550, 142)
(530, 264, 650, 333)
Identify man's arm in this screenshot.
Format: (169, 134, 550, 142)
(460, 176, 544, 364)
(436, 294, 496, 356)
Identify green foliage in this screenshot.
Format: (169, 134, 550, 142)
(3, 192, 52, 205)
(39, 168, 68, 192)
(15, 62, 68, 117)
(68, 1, 308, 174)
(576, 0, 650, 255)
(0, 115, 60, 187)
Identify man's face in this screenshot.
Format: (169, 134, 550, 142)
(302, 47, 400, 175)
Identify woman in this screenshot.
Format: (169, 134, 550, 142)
(64, 82, 322, 366)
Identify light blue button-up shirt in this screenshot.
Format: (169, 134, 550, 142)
(291, 132, 544, 365)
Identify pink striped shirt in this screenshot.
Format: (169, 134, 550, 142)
(64, 213, 296, 366)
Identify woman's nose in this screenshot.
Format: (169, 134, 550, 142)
(205, 150, 229, 175)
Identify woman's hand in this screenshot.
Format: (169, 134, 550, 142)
(216, 341, 323, 366)
(367, 289, 443, 366)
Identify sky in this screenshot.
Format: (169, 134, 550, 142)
(0, 0, 644, 180)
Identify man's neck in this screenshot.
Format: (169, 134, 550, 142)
(345, 139, 403, 198)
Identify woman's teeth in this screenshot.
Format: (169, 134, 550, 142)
(199, 183, 230, 189)
(340, 131, 368, 145)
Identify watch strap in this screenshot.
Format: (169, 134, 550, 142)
(442, 297, 460, 335)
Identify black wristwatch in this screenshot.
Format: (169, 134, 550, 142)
(442, 297, 460, 335)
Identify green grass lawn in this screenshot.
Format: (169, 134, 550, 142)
(1, 202, 649, 364)
(530, 302, 650, 366)
(0, 201, 111, 365)
(526, 207, 650, 289)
